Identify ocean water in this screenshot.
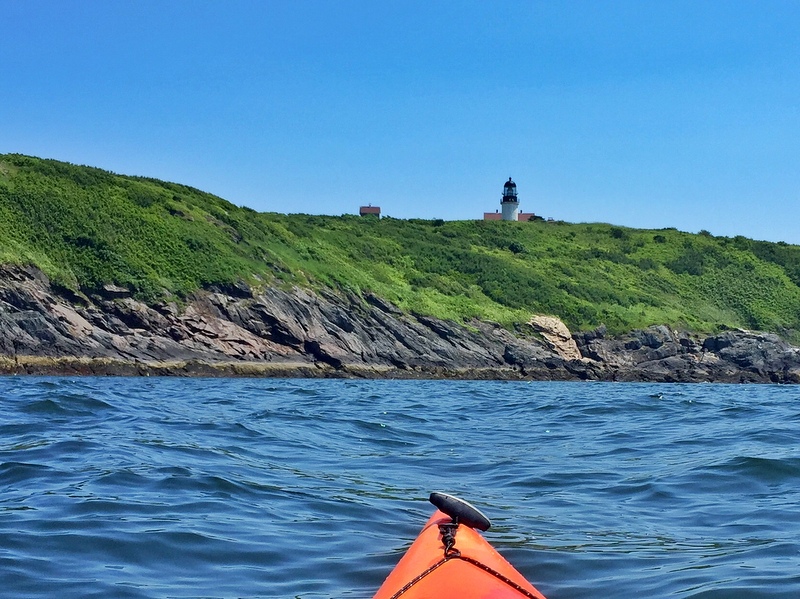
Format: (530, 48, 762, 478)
(1, 377, 799, 599)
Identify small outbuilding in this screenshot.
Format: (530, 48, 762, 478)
(359, 205, 381, 217)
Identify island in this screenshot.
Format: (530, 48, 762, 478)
(1, 154, 799, 382)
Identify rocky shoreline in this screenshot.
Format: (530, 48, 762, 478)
(1, 265, 799, 382)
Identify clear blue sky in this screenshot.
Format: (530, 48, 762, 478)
(3, 1, 799, 242)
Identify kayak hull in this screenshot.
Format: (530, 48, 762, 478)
(373, 510, 547, 599)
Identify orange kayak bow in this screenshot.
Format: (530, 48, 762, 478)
(373, 493, 548, 599)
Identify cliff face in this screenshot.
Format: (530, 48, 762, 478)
(1, 265, 799, 382)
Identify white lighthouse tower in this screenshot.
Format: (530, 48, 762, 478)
(501, 177, 519, 221)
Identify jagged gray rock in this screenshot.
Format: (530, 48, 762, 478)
(0, 264, 799, 381)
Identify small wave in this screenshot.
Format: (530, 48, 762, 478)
(0, 461, 56, 485)
(290, 387, 324, 397)
(718, 455, 800, 483)
(20, 394, 116, 417)
(20, 398, 70, 415)
(151, 471, 258, 501)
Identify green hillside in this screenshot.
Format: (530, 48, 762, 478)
(2, 153, 800, 340)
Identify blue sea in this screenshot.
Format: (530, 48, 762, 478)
(1, 377, 799, 598)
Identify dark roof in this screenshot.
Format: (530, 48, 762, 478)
(504, 177, 516, 188)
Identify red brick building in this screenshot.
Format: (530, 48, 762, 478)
(359, 205, 381, 217)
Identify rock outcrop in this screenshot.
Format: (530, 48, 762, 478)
(1, 264, 799, 382)
(529, 315, 584, 361)
(573, 325, 800, 383)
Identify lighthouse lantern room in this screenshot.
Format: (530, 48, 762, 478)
(501, 177, 519, 221)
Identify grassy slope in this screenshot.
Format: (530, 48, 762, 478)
(2, 153, 800, 340)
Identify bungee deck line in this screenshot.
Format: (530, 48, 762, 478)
(384, 551, 545, 599)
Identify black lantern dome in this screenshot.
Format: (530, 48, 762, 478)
(502, 177, 518, 203)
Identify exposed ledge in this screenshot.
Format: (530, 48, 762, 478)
(1, 265, 799, 383)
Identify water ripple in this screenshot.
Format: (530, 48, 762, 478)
(0, 378, 798, 598)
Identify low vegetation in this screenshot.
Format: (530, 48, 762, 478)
(2, 153, 800, 341)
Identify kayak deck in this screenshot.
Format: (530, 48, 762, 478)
(373, 495, 547, 599)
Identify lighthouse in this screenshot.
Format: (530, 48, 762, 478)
(501, 177, 519, 221)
